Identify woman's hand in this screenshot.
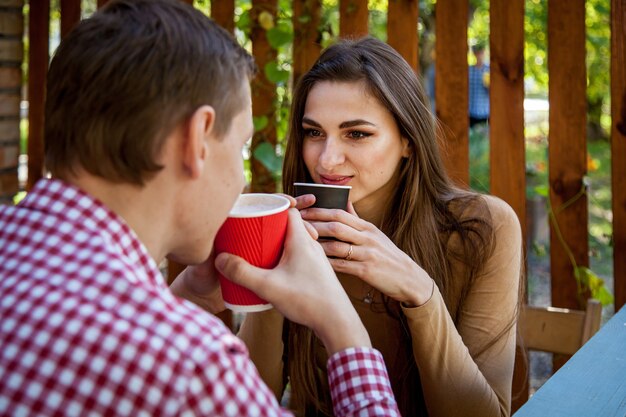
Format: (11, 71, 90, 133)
(299, 202, 434, 307)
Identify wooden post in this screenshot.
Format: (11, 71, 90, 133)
(612, 0, 626, 310)
(490, 0, 526, 410)
(250, 0, 277, 193)
(387, 0, 418, 72)
(292, 0, 321, 89)
(548, 0, 588, 310)
(27, 0, 48, 191)
(211, 0, 235, 33)
(0, 0, 23, 205)
(435, 0, 469, 187)
(548, 0, 588, 373)
(339, 0, 368, 38)
(60, 0, 80, 39)
(490, 0, 525, 229)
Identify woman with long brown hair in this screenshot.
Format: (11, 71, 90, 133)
(239, 37, 522, 417)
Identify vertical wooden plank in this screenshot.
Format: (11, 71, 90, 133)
(612, 0, 626, 310)
(0, 2, 22, 205)
(250, 0, 277, 193)
(490, 0, 527, 410)
(339, 0, 368, 38)
(435, 0, 469, 187)
(548, 0, 588, 311)
(60, 0, 80, 39)
(387, 0, 418, 72)
(211, 0, 235, 33)
(27, 0, 49, 190)
(292, 0, 321, 89)
(490, 0, 525, 228)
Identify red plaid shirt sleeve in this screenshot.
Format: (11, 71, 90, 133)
(328, 348, 400, 417)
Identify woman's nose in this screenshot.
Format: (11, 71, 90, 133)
(319, 138, 345, 170)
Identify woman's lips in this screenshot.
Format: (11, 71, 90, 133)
(319, 175, 352, 186)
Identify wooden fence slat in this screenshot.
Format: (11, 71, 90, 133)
(0, 67, 20, 88)
(0, 39, 22, 61)
(292, 0, 321, 89)
(489, 0, 525, 225)
(339, 0, 368, 38)
(435, 0, 469, 187)
(27, 0, 49, 191)
(612, 0, 626, 310)
(490, 0, 526, 410)
(387, 0, 418, 72)
(211, 0, 235, 33)
(548, 0, 588, 311)
(250, 0, 278, 193)
(0, 9, 23, 35)
(0, 0, 24, 6)
(60, 0, 80, 39)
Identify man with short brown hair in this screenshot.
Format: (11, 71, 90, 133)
(0, 1, 399, 415)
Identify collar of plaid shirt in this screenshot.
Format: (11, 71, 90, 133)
(0, 178, 399, 416)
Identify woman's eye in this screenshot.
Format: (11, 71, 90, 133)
(304, 128, 322, 138)
(348, 130, 371, 139)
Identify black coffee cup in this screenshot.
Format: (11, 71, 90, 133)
(293, 183, 351, 210)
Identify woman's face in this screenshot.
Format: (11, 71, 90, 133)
(302, 80, 409, 215)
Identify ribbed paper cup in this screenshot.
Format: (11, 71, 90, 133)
(214, 193, 290, 312)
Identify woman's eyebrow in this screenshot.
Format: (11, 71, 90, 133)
(339, 119, 376, 129)
(302, 116, 321, 127)
(302, 116, 376, 129)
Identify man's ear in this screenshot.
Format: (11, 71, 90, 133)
(183, 105, 216, 179)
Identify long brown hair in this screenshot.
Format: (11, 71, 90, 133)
(282, 37, 511, 415)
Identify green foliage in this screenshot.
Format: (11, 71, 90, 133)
(264, 62, 291, 84)
(266, 25, 293, 49)
(253, 141, 283, 177)
(575, 266, 614, 306)
(13, 191, 26, 205)
(469, 126, 490, 193)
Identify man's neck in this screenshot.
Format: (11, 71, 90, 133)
(60, 171, 173, 263)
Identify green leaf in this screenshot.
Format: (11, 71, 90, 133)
(12, 191, 26, 205)
(533, 184, 549, 197)
(236, 12, 251, 33)
(253, 141, 283, 174)
(266, 26, 293, 49)
(253, 116, 268, 132)
(574, 266, 614, 306)
(264, 62, 290, 84)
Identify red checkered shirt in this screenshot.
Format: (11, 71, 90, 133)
(0, 179, 399, 416)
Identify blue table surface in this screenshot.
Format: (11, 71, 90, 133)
(513, 305, 626, 417)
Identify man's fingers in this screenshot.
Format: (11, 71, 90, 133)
(214, 253, 271, 297)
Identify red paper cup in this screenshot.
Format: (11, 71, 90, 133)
(214, 193, 290, 312)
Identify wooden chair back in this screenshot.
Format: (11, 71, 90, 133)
(511, 299, 602, 412)
(518, 299, 602, 355)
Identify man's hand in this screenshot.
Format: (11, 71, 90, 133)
(169, 252, 225, 314)
(215, 208, 371, 355)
